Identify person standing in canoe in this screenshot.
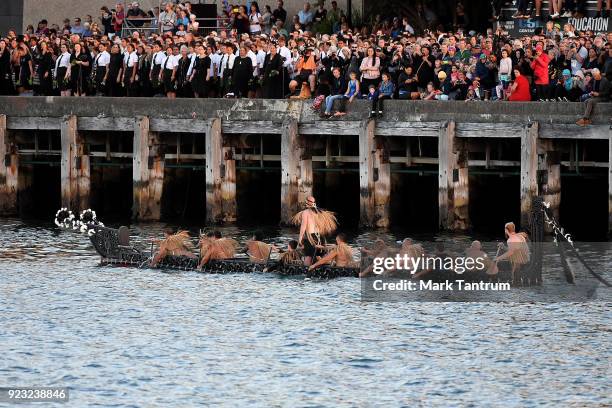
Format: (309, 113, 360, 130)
(494, 222, 530, 281)
(291, 196, 337, 266)
(151, 229, 197, 267)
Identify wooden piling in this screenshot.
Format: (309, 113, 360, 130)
(373, 145, 390, 228)
(61, 115, 89, 211)
(148, 132, 164, 221)
(438, 121, 469, 230)
(280, 119, 300, 225)
(0, 115, 18, 215)
(133, 116, 163, 221)
(359, 119, 389, 227)
(538, 140, 561, 225)
(221, 145, 237, 222)
(205, 117, 224, 224)
(298, 156, 313, 206)
(521, 122, 539, 229)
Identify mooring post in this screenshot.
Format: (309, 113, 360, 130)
(359, 118, 376, 227)
(280, 119, 300, 225)
(438, 121, 468, 230)
(221, 145, 237, 222)
(521, 122, 539, 229)
(0, 114, 18, 216)
(205, 117, 223, 224)
(538, 139, 561, 227)
(61, 115, 89, 211)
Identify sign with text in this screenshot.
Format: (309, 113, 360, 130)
(501, 16, 611, 36)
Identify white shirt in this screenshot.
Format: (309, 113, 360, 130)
(249, 12, 262, 33)
(219, 53, 235, 78)
(95, 51, 110, 68)
(124, 51, 138, 67)
(278, 46, 292, 70)
(163, 54, 179, 70)
(186, 53, 197, 77)
(210, 52, 222, 77)
(256, 50, 266, 70)
(246, 49, 258, 75)
(54, 52, 71, 76)
(152, 51, 166, 67)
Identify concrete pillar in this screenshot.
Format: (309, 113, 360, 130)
(221, 146, 237, 222)
(359, 119, 388, 227)
(438, 121, 469, 230)
(133, 116, 163, 221)
(521, 122, 539, 229)
(280, 119, 300, 225)
(0, 115, 18, 216)
(61, 115, 89, 211)
(205, 117, 224, 224)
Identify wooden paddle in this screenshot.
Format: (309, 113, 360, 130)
(486, 244, 503, 276)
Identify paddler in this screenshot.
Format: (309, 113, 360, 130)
(308, 233, 356, 271)
(246, 231, 277, 263)
(197, 230, 238, 269)
(291, 196, 338, 266)
(359, 239, 390, 277)
(465, 240, 494, 274)
(263, 240, 302, 273)
(151, 229, 197, 267)
(494, 222, 530, 280)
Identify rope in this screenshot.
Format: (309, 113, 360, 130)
(543, 202, 611, 287)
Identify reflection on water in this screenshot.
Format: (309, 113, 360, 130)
(0, 219, 610, 407)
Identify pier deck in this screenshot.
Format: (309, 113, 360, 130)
(0, 97, 610, 230)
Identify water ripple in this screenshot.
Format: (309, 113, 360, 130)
(0, 220, 610, 407)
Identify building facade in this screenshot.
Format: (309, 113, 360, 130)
(18, 0, 362, 33)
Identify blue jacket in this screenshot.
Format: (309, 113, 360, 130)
(379, 80, 395, 97)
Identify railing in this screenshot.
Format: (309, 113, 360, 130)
(121, 16, 232, 37)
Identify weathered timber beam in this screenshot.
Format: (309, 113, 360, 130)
(540, 124, 609, 139)
(375, 122, 440, 137)
(78, 117, 134, 132)
(7, 116, 61, 130)
(456, 122, 524, 138)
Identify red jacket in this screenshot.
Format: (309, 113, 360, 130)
(530, 53, 550, 85)
(509, 75, 531, 101)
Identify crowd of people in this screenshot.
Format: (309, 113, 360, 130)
(0, 1, 610, 123)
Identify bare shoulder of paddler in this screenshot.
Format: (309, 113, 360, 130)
(246, 231, 277, 263)
(151, 228, 196, 267)
(309, 233, 354, 270)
